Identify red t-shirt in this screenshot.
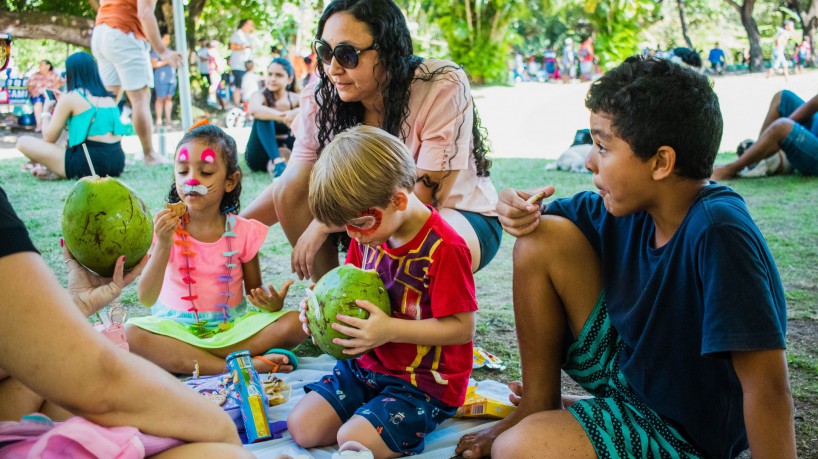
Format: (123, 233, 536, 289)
(346, 207, 477, 407)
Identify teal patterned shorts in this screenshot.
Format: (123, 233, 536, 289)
(564, 293, 705, 459)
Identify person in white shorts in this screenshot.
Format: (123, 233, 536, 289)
(91, 0, 181, 166)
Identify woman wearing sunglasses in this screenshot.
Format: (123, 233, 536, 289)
(243, 0, 500, 281)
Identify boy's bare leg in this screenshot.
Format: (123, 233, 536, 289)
(287, 392, 344, 447)
(456, 215, 602, 458)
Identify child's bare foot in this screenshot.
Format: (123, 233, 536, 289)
(252, 352, 294, 374)
(143, 153, 170, 166)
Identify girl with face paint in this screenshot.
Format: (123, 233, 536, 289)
(129, 124, 305, 376)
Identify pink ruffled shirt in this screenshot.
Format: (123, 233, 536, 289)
(156, 215, 268, 312)
(291, 59, 498, 216)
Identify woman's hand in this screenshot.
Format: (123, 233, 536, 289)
(62, 239, 148, 317)
(153, 209, 180, 248)
(496, 186, 555, 237)
(247, 279, 294, 313)
(291, 220, 331, 280)
(331, 299, 395, 356)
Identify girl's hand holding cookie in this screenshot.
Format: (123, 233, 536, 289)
(153, 208, 181, 246)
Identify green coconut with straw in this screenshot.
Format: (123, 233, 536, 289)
(61, 144, 153, 276)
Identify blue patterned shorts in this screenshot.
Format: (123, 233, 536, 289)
(304, 359, 456, 455)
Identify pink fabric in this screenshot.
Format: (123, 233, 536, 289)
(156, 215, 268, 312)
(291, 59, 498, 216)
(0, 415, 183, 458)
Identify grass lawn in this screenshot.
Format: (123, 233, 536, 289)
(1, 153, 816, 456)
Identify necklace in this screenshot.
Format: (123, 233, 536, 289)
(174, 212, 238, 337)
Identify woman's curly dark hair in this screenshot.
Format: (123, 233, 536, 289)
(313, 0, 492, 206)
(167, 124, 243, 214)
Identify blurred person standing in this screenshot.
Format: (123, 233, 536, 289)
(767, 20, 795, 81)
(561, 38, 576, 83)
(91, 0, 181, 165)
(151, 32, 177, 127)
(229, 19, 256, 107)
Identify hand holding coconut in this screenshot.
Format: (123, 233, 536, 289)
(62, 239, 148, 317)
(330, 299, 396, 356)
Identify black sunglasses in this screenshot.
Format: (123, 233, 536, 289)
(313, 39, 376, 70)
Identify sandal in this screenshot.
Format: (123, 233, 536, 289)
(252, 348, 299, 373)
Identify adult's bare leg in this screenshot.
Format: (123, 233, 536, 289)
(272, 159, 340, 281)
(33, 101, 43, 132)
(712, 118, 795, 180)
(16, 136, 67, 177)
(456, 215, 602, 458)
(126, 86, 168, 165)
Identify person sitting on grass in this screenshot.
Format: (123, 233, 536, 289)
(244, 58, 300, 177)
(457, 55, 796, 459)
(16, 52, 126, 181)
(129, 124, 304, 376)
(711, 89, 818, 180)
(0, 187, 251, 458)
(288, 125, 477, 458)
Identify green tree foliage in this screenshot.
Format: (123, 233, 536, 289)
(412, 0, 540, 84)
(582, 0, 662, 69)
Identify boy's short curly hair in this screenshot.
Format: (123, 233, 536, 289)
(585, 55, 723, 179)
(309, 125, 417, 227)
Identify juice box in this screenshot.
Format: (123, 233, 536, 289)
(225, 350, 272, 443)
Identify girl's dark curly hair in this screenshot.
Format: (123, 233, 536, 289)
(167, 124, 243, 214)
(313, 0, 492, 207)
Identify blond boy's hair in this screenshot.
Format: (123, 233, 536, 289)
(309, 125, 417, 227)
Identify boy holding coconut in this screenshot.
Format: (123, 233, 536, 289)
(288, 125, 477, 458)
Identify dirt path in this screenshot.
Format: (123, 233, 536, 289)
(474, 69, 818, 158)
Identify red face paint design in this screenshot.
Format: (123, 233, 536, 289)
(201, 148, 217, 164)
(345, 208, 382, 236)
(177, 147, 189, 162)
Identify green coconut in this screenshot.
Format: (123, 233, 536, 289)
(62, 176, 153, 277)
(307, 264, 392, 360)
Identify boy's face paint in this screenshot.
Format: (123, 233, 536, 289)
(345, 208, 383, 237)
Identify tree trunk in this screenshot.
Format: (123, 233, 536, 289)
(187, 0, 206, 53)
(726, 0, 763, 72)
(0, 11, 94, 48)
(677, 0, 694, 49)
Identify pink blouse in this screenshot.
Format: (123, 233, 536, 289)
(291, 59, 498, 216)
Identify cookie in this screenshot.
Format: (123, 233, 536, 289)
(166, 201, 187, 218)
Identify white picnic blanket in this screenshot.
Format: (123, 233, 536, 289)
(244, 355, 507, 458)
